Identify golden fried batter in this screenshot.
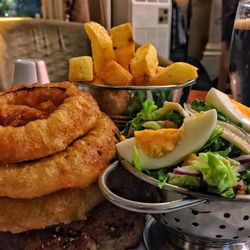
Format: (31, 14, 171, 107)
(0, 82, 100, 163)
(0, 182, 103, 233)
(0, 114, 118, 199)
(0, 105, 45, 127)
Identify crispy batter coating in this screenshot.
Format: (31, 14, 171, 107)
(0, 114, 118, 199)
(0, 82, 100, 163)
(0, 104, 46, 126)
(0, 182, 104, 233)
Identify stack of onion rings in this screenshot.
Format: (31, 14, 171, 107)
(0, 82, 118, 233)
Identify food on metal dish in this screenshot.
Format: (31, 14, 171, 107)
(0, 82, 100, 163)
(151, 62, 198, 86)
(129, 43, 158, 85)
(185, 87, 250, 153)
(99, 60, 133, 86)
(69, 21, 198, 86)
(110, 23, 135, 71)
(68, 56, 94, 82)
(84, 21, 116, 75)
(117, 90, 250, 198)
(118, 109, 217, 169)
(205, 87, 250, 132)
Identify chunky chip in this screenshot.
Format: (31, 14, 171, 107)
(130, 43, 158, 85)
(69, 21, 199, 87)
(84, 21, 116, 75)
(151, 62, 198, 85)
(100, 60, 133, 86)
(69, 56, 93, 82)
(156, 66, 166, 74)
(111, 23, 135, 71)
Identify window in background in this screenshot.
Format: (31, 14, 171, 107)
(0, 0, 41, 17)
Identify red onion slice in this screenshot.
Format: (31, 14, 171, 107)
(234, 155, 250, 164)
(173, 167, 201, 176)
(236, 164, 249, 172)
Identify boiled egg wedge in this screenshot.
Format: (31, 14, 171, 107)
(116, 109, 217, 169)
(206, 88, 250, 133)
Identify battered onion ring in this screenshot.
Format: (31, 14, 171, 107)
(0, 182, 103, 233)
(0, 114, 118, 199)
(0, 82, 100, 163)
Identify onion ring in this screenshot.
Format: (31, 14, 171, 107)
(0, 82, 100, 163)
(0, 182, 103, 233)
(0, 113, 118, 199)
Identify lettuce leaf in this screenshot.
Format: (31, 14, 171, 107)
(191, 99, 211, 112)
(132, 150, 238, 197)
(132, 146, 142, 171)
(163, 152, 238, 197)
(130, 99, 184, 131)
(130, 100, 160, 130)
(167, 174, 200, 189)
(199, 125, 223, 152)
(191, 99, 227, 122)
(199, 125, 241, 158)
(143, 121, 165, 130)
(190, 152, 238, 197)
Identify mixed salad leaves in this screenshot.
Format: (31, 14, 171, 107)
(124, 99, 184, 135)
(120, 92, 250, 199)
(127, 90, 171, 119)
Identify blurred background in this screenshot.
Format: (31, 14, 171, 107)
(0, 0, 237, 94)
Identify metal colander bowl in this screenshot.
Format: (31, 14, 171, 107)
(99, 161, 250, 245)
(154, 192, 250, 245)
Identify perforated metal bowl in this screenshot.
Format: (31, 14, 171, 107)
(99, 161, 250, 245)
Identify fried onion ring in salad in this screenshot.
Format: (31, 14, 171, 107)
(0, 114, 118, 199)
(0, 82, 100, 163)
(0, 182, 103, 233)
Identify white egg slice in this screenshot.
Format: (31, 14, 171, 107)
(116, 109, 217, 169)
(206, 87, 250, 133)
(159, 101, 188, 117)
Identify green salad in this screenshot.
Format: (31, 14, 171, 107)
(118, 89, 250, 198)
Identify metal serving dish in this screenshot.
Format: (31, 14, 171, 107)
(76, 80, 195, 129)
(99, 160, 250, 246)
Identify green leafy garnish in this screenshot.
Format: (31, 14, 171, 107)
(167, 174, 200, 190)
(242, 170, 250, 184)
(191, 100, 227, 122)
(152, 90, 171, 108)
(199, 125, 241, 158)
(143, 121, 165, 130)
(130, 100, 159, 130)
(128, 91, 147, 117)
(129, 99, 184, 131)
(191, 99, 211, 112)
(162, 110, 184, 128)
(132, 146, 143, 171)
(189, 152, 238, 197)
